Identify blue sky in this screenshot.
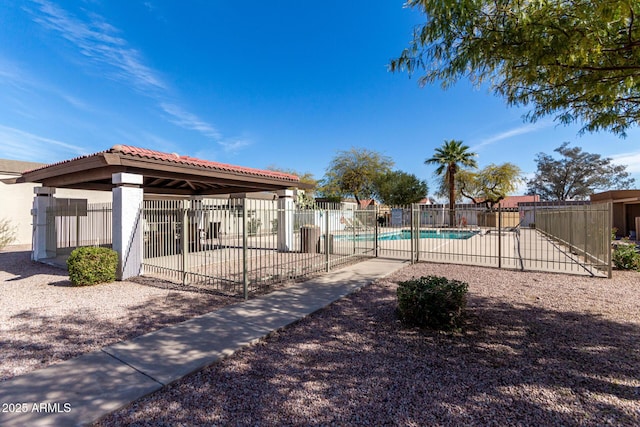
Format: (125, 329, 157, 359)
(1, 0, 639, 198)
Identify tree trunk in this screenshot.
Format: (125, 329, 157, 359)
(448, 167, 456, 227)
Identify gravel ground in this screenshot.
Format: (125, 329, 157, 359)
(0, 248, 237, 382)
(95, 262, 640, 427)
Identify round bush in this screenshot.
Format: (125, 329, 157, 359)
(397, 275, 468, 330)
(67, 247, 118, 286)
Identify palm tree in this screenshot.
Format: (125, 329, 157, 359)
(425, 140, 477, 226)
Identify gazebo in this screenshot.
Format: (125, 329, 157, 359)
(18, 145, 305, 279)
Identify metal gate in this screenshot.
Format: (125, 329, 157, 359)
(44, 201, 112, 260)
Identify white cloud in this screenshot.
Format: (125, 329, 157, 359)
(0, 124, 87, 162)
(217, 138, 252, 153)
(159, 103, 222, 140)
(26, 1, 251, 155)
(0, 55, 90, 111)
(28, 0, 166, 92)
(610, 151, 640, 173)
(470, 121, 553, 151)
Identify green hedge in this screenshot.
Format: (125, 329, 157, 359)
(67, 247, 118, 286)
(397, 275, 468, 330)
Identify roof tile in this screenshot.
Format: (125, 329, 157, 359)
(111, 145, 299, 181)
(24, 145, 300, 182)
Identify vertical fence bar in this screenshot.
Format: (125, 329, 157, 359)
(409, 205, 416, 264)
(415, 204, 420, 263)
(498, 205, 502, 269)
(242, 202, 248, 300)
(374, 205, 379, 258)
(181, 202, 188, 285)
(325, 208, 330, 272)
(608, 202, 613, 279)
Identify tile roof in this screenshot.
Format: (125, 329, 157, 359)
(110, 145, 299, 181)
(25, 145, 299, 182)
(0, 158, 47, 175)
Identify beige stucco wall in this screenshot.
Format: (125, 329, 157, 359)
(0, 174, 112, 246)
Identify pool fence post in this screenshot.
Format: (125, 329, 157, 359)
(374, 205, 379, 258)
(242, 202, 248, 300)
(410, 205, 415, 264)
(414, 204, 419, 263)
(181, 200, 189, 285)
(498, 205, 502, 269)
(325, 208, 330, 272)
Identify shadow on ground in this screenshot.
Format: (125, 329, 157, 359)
(0, 250, 68, 281)
(1, 291, 235, 382)
(96, 283, 640, 427)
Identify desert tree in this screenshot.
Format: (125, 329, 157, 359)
(320, 147, 394, 206)
(527, 143, 635, 200)
(390, 0, 640, 136)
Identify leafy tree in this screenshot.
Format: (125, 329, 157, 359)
(457, 163, 523, 210)
(266, 166, 318, 188)
(425, 140, 477, 225)
(374, 170, 429, 206)
(390, 0, 640, 136)
(267, 166, 318, 208)
(321, 148, 394, 205)
(527, 143, 635, 200)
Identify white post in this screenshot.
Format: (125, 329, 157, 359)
(112, 173, 144, 280)
(31, 187, 56, 261)
(277, 189, 295, 251)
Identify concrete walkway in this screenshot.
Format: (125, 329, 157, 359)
(0, 258, 406, 427)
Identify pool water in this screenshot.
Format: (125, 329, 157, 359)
(334, 229, 478, 241)
(380, 230, 478, 241)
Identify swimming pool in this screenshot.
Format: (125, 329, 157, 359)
(333, 229, 478, 241)
(381, 230, 478, 240)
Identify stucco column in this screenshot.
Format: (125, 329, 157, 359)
(112, 173, 144, 280)
(277, 189, 295, 251)
(31, 187, 56, 261)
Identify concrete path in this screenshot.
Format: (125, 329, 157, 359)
(0, 258, 406, 427)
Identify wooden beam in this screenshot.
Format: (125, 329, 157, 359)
(147, 178, 166, 186)
(21, 154, 112, 182)
(40, 168, 119, 188)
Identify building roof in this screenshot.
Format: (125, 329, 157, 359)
(495, 195, 540, 208)
(591, 190, 640, 204)
(0, 158, 46, 175)
(18, 145, 304, 195)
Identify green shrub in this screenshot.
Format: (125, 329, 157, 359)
(67, 247, 118, 286)
(397, 275, 469, 330)
(612, 241, 640, 271)
(0, 218, 16, 250)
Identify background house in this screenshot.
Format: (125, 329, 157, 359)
(591, 190, 640, 239)
(0, 158, 111, 246)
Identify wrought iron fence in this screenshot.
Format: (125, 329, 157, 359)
(375, 203, 611, 277)
(139, 198, 611, 297)
(45, 201, 112, 258)
(141, 198, 376, 296)
(40, 196, 612, 288)
(535, 204, 611, 274)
